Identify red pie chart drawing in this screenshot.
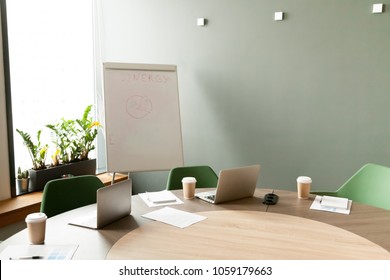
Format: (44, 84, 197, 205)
(126, 95, 153, 119)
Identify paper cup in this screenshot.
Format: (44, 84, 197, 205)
(182, 177, 197, 199)
(297, 176, 312, 199)
(25, 212, 47, 244)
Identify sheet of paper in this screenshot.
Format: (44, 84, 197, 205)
(310, 195, 352, 214)
(139, 190, 183, 207)
(142, 207, 207, 228)
(0, 244, 78, 260)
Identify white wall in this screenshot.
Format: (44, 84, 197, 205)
(98, 0, 390, 193)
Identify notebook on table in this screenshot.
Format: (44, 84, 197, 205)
(68, 179, 132, 229)
(195, 164, 260, 204)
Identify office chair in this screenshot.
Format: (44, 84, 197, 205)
(311, 163, 390, 210)
(40, 175, 105, 218)
(166, 165, 218, 190)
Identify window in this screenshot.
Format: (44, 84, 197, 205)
(2, 0, 99, 196)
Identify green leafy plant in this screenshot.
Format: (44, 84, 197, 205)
(16, 129, 48, 170)
(46, 104, 100, 164)
(46, 118, 79, 164)
(17, 105, 100, 169)
(75, 105, 100, 161)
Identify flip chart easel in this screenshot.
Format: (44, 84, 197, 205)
(103, 63, 184, 175)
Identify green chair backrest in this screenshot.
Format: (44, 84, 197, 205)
(166, 165, 218, 190)
(40, 175, 105, 218)
(336, 163, 390, 210)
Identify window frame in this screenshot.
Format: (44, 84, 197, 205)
(1, 0, 17, 197)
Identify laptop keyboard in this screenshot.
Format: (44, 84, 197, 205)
(196, 191, 216, 202)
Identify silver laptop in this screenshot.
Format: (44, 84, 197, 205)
(195, 164, 260, 204)
(69, 179, 132, 229)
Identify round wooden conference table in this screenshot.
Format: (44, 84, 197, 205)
(107, 209, 389, 260)
(1, 188, 390, 259)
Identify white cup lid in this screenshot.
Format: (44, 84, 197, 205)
(25, 212, 47, 223)
(182, 177, 197, 183)
(297, 176, 312, 183)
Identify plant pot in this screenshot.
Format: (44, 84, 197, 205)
(16, 178, 29, 195)
(29, 158, 97, 192)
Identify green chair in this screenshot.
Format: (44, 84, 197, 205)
(166, 165, 218, 190)
(40, 175, 105, 218)
(311, 163, 390, 210)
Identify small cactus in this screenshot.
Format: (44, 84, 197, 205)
(17, 167, 29, 179)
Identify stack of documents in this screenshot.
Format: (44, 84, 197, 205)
(310, 195, 352, 214)
(139, 190, 183, 207)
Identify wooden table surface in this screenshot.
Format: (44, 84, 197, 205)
(1, 188, 390, 259)
(267, 189, 390, 253)
(107, 209, 390, 260)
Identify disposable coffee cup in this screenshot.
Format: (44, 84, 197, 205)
(297, 176, 312, 199)
(25, 212, 47, 244)
(182, 177, 197, 199)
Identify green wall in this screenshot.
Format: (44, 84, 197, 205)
(99, 0, 390, 193)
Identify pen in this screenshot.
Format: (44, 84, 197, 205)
(151, 199, 177, 204)
(9, 256, 43, 260)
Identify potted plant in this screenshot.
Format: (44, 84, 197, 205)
(16, 105, 100, 193)
(16, 167, 29, 194)
(16, 129, 49, 192)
